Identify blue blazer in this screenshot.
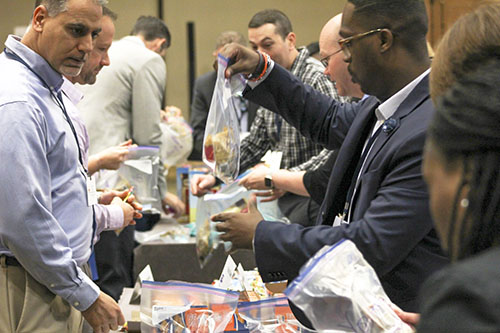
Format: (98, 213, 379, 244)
(244, 64, 448, 314)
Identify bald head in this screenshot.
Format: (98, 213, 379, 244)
(319, 14, 363, 98)
(319, 14, 342, 50)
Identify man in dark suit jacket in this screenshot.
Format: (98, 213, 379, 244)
(212, 0, 449, 323)
(188, 31, 258, 161)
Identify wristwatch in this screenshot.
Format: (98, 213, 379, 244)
(264, 172, 274, 189)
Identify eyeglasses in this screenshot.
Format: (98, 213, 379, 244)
(338, 28, 384, 58)
(320, 48, 342, 67)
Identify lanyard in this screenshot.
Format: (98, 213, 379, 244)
(5, 48, 87, 174)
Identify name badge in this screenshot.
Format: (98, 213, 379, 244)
(333, 214, 346, 227)
(86, 174, 98, 206)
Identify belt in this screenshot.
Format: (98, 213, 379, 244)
(3, 256, 21, 266)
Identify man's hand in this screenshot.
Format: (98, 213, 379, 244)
(81, 292, 125, 333)
(190, 174, 216, 196)
(239, 164, 270, 190)
(89, 140, 135, 174)
(110, 196, 140, 226)
(220, 43, 261, 78)
(212, 195, 263, 250)
(162, 192, 185, 218)
(254, 188, 286, 202)
(100, 188, 143, 225)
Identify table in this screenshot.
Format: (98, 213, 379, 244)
(133, 222, 256, 283)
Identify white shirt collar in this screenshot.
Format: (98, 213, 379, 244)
(376, 68, 430, 121)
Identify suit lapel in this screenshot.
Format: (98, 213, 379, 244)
(359, 75, 430, 176)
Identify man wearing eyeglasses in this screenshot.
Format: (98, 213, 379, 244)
(212, 0, 448, 327)
(191, 9, 346, 227)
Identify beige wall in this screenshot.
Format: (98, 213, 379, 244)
(0, 0, 345, 118)
(164, 0, 344, 118)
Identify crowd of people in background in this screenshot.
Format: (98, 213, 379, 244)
(0, 0, 499, 332)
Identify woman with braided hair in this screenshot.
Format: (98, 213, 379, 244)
(415, 58, 500, 332)
(394, 3, 500, 331)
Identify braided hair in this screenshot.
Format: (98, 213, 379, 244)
(429, 58, 500, 260)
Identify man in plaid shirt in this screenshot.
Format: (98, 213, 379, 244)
(192, 9, 347, 226)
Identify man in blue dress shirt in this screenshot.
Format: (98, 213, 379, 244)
(0, 1, 125, 332)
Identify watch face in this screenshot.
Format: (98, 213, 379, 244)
(265, 175, 272, 188)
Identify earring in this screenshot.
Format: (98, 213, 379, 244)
(460, 198, 469, 208)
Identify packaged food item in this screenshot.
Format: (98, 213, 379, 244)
(195, 181, 250, 268)
(140, 280, 239, 333)
(202, 55, 246, 183)
(285, 239, 415, 333)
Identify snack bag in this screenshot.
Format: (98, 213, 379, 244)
(140, 280, 239, 333)
(116, 146, 161, 210)
(285, 240, 415, 333)
(202, 54, 246, 183)
(195, 180, 250, 268)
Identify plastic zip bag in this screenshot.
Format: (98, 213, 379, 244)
(202, 54, 246, 184)
(117, 146, 161, 211)
(238, 297, 317, 333)
(140, 280, 239, 333)
(195, 179, 250, 268)
(285, 240, 414, 333)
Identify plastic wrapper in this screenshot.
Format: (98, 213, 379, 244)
(237, 297, 316, 333)
(285, 240, 415, 333)
(160, 107, 193, 171)
(140, 280, 239, 332)
(202, 54, 246, 183)
(117, 146, 161, 211)
(195, 180, 250, 268)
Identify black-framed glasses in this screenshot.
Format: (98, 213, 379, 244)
(320, 48, 342, 67)
(338, 28, 384, 58)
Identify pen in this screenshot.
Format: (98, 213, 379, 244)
(123, 186, 134, 202)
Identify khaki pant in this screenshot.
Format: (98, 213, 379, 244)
(0, 256, 84, 333)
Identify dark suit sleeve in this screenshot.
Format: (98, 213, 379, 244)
(255, 129, 434, 283)
(303, 150, 338, 205)
(244, 64, 359, 150)
(188, 74, 214, 161)
(418, 268, 500, 332)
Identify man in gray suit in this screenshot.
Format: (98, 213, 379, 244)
(79, 16, 183, 301)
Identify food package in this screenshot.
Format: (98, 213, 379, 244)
(140, 280, 239, 333)
(202, 55, 246, 183)
(285, 239, 415, 333)
(195, 181, 250, 268)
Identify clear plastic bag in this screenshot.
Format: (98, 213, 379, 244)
(285, 240, 415, 333)
(117, 146, 161, 211)
(195, 180, 250, 268)
(140, 280, 239, 332)
(238, 297, 317, 333)
(160, 113, 193, 171)
(202, 54, 246, 184)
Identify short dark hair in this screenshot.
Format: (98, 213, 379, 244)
(348, 0, 428, 56)
(429, 58, 500, 261)
(248, 9, 292, 40)
(131, 16, 171, 48)
(102, 6, 117, 21)
(35, 0, 107, 16)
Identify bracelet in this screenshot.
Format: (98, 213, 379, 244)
(247, 51, 269, 82)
